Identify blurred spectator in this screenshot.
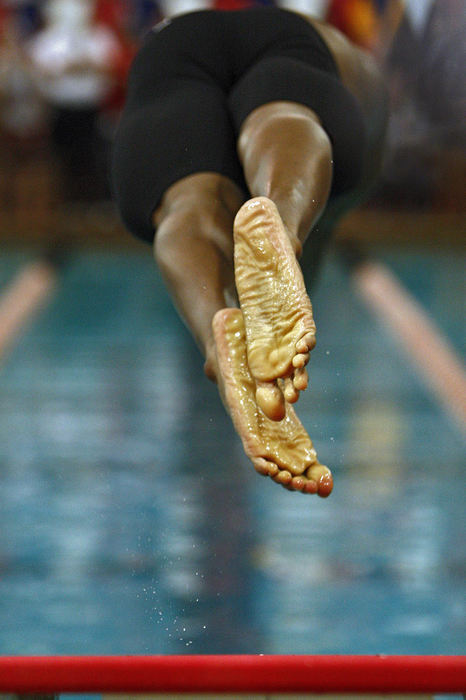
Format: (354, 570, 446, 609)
(415, 0, 465, 148)
(94, 1, 146, 118)
(379, 0, 466, 209)
(26, 0, 121, 200)
(0, 8, 54, 232)
(0, 9, 47, 143)
(2, 0, 461, 217)
(327, 0, 380, 50)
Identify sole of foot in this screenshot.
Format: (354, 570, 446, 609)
(213, 307, 332, 496)
(234, 196, 316, 421)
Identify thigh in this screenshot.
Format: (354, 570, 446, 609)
(112, 81, 248, 243)
(229, 53, 366, 198)
(111, 15, 248, 244)
(225, 9, 366, 198)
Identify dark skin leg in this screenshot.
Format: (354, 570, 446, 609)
(152, 101, 334, 494)
(238, 101, 332, 250)
(152, 172, 245, 380)
(234, 102, 332, 419)
(154, 102, 332, 381)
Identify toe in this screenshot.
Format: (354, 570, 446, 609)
(306, 464, 333, 497)
(283, 377, 299, 403)
(256, 381, 286, 421)
(273, 469, 292, 486)
(304, 331, 317, 351)
(317, 472, 333, 497)
(296, 332, 316, 354)
(293, 366, 308, 392)
(292, 352, 309, 368)
(253, 458, 280, 478)
(253, 458, 271, 476)
(302, 479, 318, 495)
(290, 475, 306, 491)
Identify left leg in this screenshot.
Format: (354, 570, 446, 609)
(152, 172, 244, 380)
(227, 42, 366, 421)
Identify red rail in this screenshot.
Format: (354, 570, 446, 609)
(0, 655, 465, 694)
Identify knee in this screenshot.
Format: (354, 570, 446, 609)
(153, 204, 203, 277)
(153, 173, 244, 265)
(239, 102, 332, 164)
(152, 212, 183, 273)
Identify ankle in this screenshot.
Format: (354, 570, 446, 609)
(204, 340, 219, 383)
(286, 226, 303, 258)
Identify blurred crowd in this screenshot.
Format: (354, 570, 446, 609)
(0, 0, 155, 204)
(0, 0, 464, 224)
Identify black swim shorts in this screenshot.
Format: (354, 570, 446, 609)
(112, 8, 366, 243)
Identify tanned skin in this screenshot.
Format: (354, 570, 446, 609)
(152, 15, 387, 494)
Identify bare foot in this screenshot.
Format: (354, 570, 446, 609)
(212, 308, 332, 496)
(234, 196, 316, 421)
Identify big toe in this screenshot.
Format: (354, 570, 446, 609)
(306, 464, 333, 497)
(256, 381, 286, 421)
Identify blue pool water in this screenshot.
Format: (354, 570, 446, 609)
(0, 247, 464, 660)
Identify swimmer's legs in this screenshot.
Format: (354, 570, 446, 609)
(235, 102, 333, 419)
(152, 171, 331, 493)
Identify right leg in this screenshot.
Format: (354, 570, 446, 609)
(238, 100, 333, 249)
(211, 100, 334, 493)
(234, 101, 333, 419)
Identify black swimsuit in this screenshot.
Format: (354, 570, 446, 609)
(112, 8, 366, 242)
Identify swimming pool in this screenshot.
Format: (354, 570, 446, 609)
(0, 248, 464, 660)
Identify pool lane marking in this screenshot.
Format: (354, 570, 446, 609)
(0, 259, 58, 363)
(352, 259, 466, 434)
